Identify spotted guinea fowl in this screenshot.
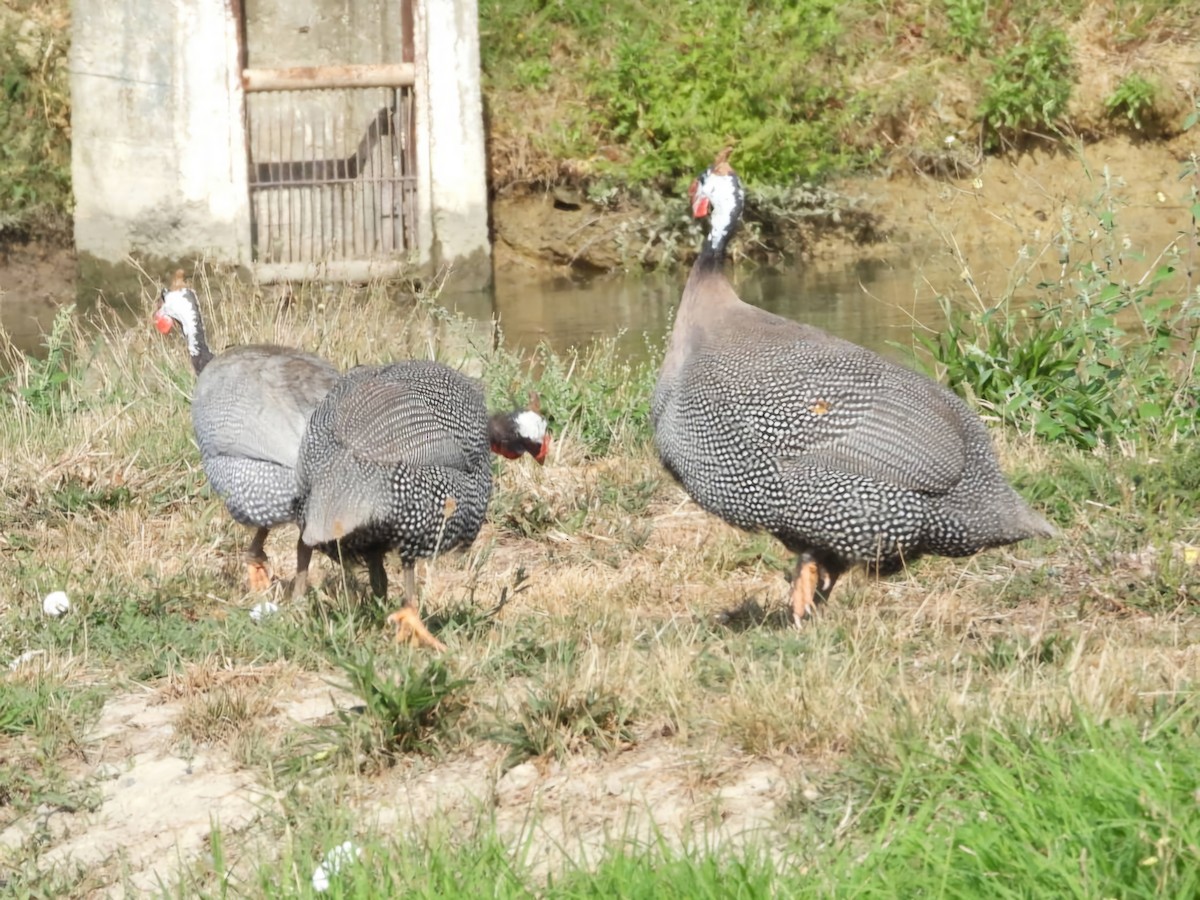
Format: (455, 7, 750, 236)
(155, 271, 340, 599)
(296, 360, 550, 650)
(652, 150, 1054, 626)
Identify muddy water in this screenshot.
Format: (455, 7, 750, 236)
(447, 250, 1054, 364)
(2, 244, 1056, 365)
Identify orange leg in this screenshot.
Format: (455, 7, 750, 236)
(790, 558, 821, 628)
(246, 527, 272, 592)
(384, 563, 446, 652)
(789, 557, 840, 628)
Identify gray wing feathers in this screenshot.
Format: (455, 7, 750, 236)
(698, 337, 970, 494)
(300, 472, 378, 545)
(333, 380, 470, 470)
(194, 346, 338, 467)
(781, 386, 967, 492)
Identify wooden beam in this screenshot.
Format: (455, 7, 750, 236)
(242, 64, 415, 92)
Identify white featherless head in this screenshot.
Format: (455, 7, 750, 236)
(159, 288, 201, 350)
(514, 410, 548, 442)
(696, 166, 743, 248)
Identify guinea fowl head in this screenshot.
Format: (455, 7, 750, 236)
(153, 270, 212, 373)
(489, 393, 551, 464)
(689, 147, 744, 261)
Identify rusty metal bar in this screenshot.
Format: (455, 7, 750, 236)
(243, 64, 414, 92)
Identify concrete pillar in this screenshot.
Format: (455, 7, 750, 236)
(70, 0, 249, 276)
(415, 0, 492, 290)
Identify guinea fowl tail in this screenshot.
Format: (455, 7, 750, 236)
(1016, 505, 1058, 540)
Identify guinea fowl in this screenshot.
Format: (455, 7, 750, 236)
(652, 150, 1055, 626)
(296, 360, 550, 650)
(154, 272, 340, 599)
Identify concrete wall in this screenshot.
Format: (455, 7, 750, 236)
(71, 0, 249, 268)
(71, 0, 492, 290)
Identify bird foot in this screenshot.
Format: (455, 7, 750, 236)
(789, 560, 822, 629)
(385, 607, 447, 652)
(246, 559, 273, 593)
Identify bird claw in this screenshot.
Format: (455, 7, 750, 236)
(386, 607, 447, 652)
(246, 559, 272, 593)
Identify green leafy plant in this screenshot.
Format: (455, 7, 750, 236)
(287, 650, 471, 775)
(9, 304, 79, 415)
(942, 0, 991, 55)
(488, 683, 634, 769)
(979, 25, 1074, 146)
(1105, 72, 1159, 130)
(0, 16, 72, 239)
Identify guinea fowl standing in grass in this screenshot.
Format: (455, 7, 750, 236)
(297, 360, 550, 650)
(651, 150, 1055, 626)
(155, 272, 339, 599)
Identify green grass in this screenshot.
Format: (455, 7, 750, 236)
(839, 709, 1200, 897)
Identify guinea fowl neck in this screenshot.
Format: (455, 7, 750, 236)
(695, 219, 732, 273)
(179, 294, 214, 375)
(690, 171, 742, 279)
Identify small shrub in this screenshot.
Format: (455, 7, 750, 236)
(942, 0, 991, 55)
(1105, 72, 1159, 130)
(283, 650, 471, 775)
(488, 683, 634, 768)
(7, 305, 79, 416)
(979, 25, 1074, 146)
(0, 13, 72, 239)
(334, 649, 470, 758)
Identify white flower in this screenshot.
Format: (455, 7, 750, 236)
(944, 134, 957, 146)
(43, 591, 70, 617)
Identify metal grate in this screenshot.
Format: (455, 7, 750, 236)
(245, 81, 416, 265)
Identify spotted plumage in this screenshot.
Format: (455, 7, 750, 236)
(652, 151, 1055, 624)
(155, 277, 339, 597)
(297, 360, 550, 649)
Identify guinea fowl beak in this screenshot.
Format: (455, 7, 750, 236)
(534, 434, 551, 465)
(153, 308, 174, 334)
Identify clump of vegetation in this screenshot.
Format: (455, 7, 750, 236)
(289, 649, 471, 775)
(482, 1, 1194, 197)
(0, 6, 72, 240)
(979, 24, 1074, 147)
(4, 304, 79, 416)
(1105, 72, 1160, 131)
(915, 174, 1199, 448)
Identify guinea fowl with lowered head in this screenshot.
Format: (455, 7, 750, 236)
(155, 272, 340, 599)
(651, 150, 1054, 626)
(297, 360, 550, 650)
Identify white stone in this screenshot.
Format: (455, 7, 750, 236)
(43, 591, 70, 617)
(249, 602, 279, 622)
